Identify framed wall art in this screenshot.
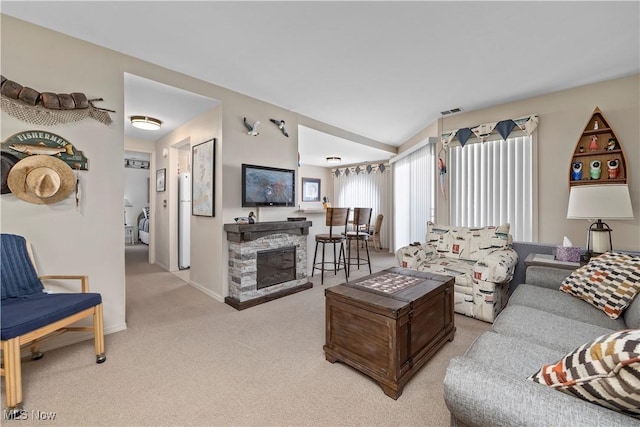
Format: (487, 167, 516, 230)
(302, 177, 321, 202)
(156, 168, 166, 192)
(192, 138, 216, 217)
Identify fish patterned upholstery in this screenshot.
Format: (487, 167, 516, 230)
(396, 222, 518, 323)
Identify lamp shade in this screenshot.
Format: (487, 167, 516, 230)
(567, 184, 634, 220)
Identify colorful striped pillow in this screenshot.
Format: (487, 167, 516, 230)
(528, 329, 640, 418)
(560, 252, 640, 319)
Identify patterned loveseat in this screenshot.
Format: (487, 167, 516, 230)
(395, 222, 518, 323)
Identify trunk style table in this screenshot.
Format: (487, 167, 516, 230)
(324, 267, 455, 399)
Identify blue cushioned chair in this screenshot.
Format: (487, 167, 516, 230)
(1, 234, 106, 415)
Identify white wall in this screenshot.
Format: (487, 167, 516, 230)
(10, 15, 635, 351)
(153, 107, 222, 277)
(1, 15, 386, 340)
(298, 164, 333, 271)
(219, 94, 302, 299)
(177, 144, 190, 175)
(399, 74, 640, 251)
(1, 16, 128, 340)
(299, 164, 333, 211)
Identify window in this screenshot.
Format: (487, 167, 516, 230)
(333, 166, 391, 250)
(392, 141, 436, 250)
(449, 135, 533, 241)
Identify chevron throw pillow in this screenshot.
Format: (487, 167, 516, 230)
(560, 252, 640, 319)
(528, 329, 640, 418)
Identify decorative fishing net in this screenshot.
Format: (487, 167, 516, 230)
(1, 96, 113, 126)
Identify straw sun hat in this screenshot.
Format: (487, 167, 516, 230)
(7, 155, 75, 204)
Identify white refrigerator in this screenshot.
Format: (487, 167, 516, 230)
(178, 173, 191, 269)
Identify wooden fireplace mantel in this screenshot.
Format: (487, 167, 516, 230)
(224, 220, 312, 243)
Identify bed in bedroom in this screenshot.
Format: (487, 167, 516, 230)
(137, 207, 150, 245)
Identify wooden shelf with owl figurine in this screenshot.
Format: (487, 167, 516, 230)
(569, 107, 627, 186)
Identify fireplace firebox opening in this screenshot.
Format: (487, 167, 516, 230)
(256, 246, 296, 289)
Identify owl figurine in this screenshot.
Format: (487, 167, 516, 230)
(571, 162, 583, 181)
(590, 160, 601, 180)
(607, 159, 620, 179)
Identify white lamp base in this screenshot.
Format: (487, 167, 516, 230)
(587, 220, 613, 257)
(591, 230, 610, 253)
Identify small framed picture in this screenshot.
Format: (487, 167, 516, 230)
(156, 168, 166, 192)
(302, 177, 321, 202)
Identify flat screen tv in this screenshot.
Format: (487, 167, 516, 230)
(242, 163, 295, 207)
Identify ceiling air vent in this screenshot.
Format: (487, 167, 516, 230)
(440, 107, 463, 116)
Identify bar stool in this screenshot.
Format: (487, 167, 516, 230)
(345, 207, 373, 277)
(312, 207, 350, 285)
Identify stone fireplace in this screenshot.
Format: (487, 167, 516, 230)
(224, 221, 312, 310)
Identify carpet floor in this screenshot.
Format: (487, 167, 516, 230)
(2, 244, 490, 426)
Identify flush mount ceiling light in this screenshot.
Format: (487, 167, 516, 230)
(130, 115, 162, 131)
(326, 156, 341, 164)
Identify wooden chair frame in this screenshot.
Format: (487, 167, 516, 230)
(370, 214, 384, 251)
(1, 241, 105, 415)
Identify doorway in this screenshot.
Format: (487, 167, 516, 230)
(124, 150, 151, 250)
(122, 72, 220, 304)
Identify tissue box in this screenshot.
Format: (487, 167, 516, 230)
(556, 246, 581, 262)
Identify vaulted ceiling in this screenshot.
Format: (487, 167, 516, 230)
(3, 2, 638, 166)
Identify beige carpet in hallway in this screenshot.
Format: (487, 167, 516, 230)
(2, 244, 490, 426)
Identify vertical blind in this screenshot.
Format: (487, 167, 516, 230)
(392, 142, 436, 250)
(333, 169, 391, 250)
(449, 135, 533, 242)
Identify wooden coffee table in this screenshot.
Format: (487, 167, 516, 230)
(323, 267, 455, 399)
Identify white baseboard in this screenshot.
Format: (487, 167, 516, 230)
(105, 322, 128, 335)
(189, 280, 224, 302)
(33, 322, 127, 353)
(155, 261, 170, 271)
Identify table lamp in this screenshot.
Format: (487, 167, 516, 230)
(566, 184, 634, 259)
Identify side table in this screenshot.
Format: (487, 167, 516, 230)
(524, 253, 581, 271)
(124, 225, 134, 245)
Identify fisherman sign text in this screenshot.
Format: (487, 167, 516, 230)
(1, 130, 89, 170)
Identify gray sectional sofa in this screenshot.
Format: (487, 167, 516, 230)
(443, 261, 640, 426)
